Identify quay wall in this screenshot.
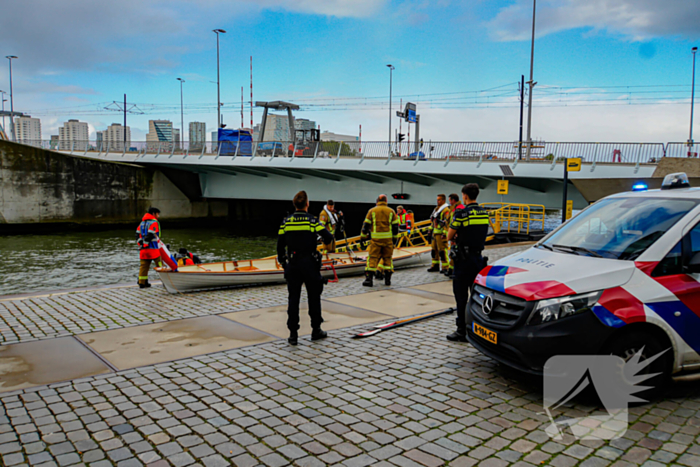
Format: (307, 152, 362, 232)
(0, 140, 227, 230)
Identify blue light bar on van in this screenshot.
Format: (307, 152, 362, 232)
(632, 183, 648, 192)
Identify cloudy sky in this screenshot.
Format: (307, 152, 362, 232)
(0, 0, 699, 142)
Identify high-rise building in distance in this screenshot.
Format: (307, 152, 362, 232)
(146, 120, 173, 150)
(15, 116, 42, 147)
(294, 118, 316, 131)
(189, 122, 206, 151)
(103, 123, 131, 151)
(58, 119, 89, 150)
(173, 129, 181, 150)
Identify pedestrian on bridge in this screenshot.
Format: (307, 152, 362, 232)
(278, 191, 334, 345)
(136, 207, 162, 289)
(446, 184, 489, 342)
(427, 194, 450, 273)
(361, 194, 399, 287)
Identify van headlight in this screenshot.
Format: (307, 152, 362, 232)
(527, 291, 602, 325)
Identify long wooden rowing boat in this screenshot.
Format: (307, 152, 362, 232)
(157, 245, 432, 294)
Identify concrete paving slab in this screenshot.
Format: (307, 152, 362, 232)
(220, 300, 389, 337)
(394, 287, 456, 305)
(78, 317, 276, 370)
(328, 290, 448, 317)
(409, 281, 454, 296)
(0, 337, 111, 393)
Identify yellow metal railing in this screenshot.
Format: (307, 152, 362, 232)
(481, 202, 545, 235)
(330, 220, 434, 252)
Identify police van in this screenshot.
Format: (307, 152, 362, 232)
(466, 173, 700, 395)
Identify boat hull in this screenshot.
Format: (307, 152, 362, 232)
(157, 247, 431, 294)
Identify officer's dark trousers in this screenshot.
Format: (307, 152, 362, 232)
(286, 257, 325, 332)
(453, 254, 483, 332)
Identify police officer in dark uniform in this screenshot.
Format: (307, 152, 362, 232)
(277, 191, 334, 345)
(446, 183, 490, 342)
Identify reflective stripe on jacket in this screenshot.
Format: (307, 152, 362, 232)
(362, 201, 399, 240)
(136, 214, 161, 260)
(431, 204, 450, 235)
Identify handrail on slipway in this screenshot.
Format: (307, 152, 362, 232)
(11, 140, 700, 164)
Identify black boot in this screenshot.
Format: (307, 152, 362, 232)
(362, 271, 374, 287)
(288, 331, 298, 346)
(384, 271, 392, 286)
(375, 270, 384, 280)
(311, 328, 327, 341)
(427, 265, 440, 272)
(443, 268, 454, 278)
(139, 282, 152, 289)
(446, 330, 467, 342)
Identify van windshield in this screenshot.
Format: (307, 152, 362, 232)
(541, 197, 698, 260)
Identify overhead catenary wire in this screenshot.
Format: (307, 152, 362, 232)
(23, 82, 697, 117)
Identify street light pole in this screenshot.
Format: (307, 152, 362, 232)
(387, 64, 394, 154)
(213, 29, 226, 129)
(177, 78, 185, 148)
(524, 0, 536, 161)
(690, 46, 698, 149)
(0, 90, 6, 138)
(6, 56, 17, 142)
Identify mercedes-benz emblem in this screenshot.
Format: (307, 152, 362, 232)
(482, 294, 494, 315)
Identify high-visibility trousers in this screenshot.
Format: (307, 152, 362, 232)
(138, 258, 162, 284)
(322, 239, 336, 253)
(366, 239, 394, 272)
(431, 234, 449, 269)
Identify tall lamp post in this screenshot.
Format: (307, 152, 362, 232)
(213, 29, 226, 129)
(690, 46, 698, 149)
(0, 90, 6, 138)
(524, 0, 536, 161)
(177, 77, 185, 149)
(6, 55, 17, 142)
(387, 64, 395, 154)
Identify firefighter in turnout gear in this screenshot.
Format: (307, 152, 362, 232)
(444, 193, 466, 278)
(361, 194, 399, 287)
(136, 207, 162, 289)
(446, 184, 489, 342)
(318, 200, 339, 253)
(278, 191, 334, 345)
(427, 194, 450, 273)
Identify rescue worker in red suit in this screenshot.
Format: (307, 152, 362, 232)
(136, 207, 162, 289)
(177, 248, 201, 266)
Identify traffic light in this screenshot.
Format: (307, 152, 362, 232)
(392, 193, 410, 200)
(398, 133, 405, 142)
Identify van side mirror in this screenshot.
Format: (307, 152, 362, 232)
(686, 252, 700, 274)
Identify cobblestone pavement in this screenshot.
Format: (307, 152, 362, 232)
(2, 309, 700, 467)
(0, 245, 527, 346)
(5, 243, 700, 467)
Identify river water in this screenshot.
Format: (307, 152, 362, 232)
(0, 211, 566, 296)
(0, 227, 277, 296)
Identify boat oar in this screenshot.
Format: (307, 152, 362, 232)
(352, 307, 455, 338)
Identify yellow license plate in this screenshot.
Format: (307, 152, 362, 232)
(473, 322, 497, 344)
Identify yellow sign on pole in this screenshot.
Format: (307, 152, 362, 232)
(565, 200, 574, 220)
(497, 180, 509, 195)
(566, 158, 582, 172)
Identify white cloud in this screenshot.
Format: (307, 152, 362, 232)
(488, 0, 700, 42)
(249, 0, 387, 18)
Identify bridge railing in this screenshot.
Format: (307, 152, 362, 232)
(16, 140, 700, 163)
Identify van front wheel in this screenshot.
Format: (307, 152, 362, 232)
(604, 332, 672, 402)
